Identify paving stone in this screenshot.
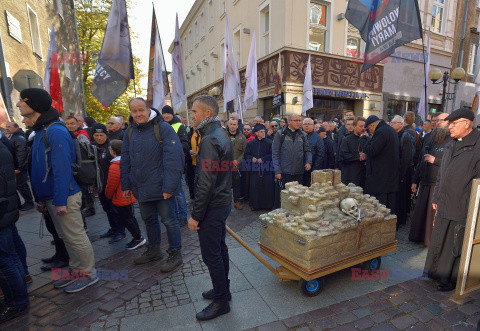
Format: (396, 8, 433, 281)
(384, 307, 402, 318)
(370, 299, 392, 312)
(120, 289, 142, 301)
(426, 303, 445, 315)
(426, 317, 452, 329)
(331, 325, 357, 331)
(74, 309, 105, 327)
(399, 302, 418, 313)
(179, 299, 190, 305)
(352, 295, 373, 307)
(257, 320, 288, 331)
(124, 309, 139, 316)
(89, 321, 105, 330)
(308, 307, 334, 320)
(282, 313, 310, 328)
(31, 303, 59, 317)
(51, 312, 81, 326)
(99, 299, 124, 312)
(166, 301, 178, 308)
(389, 292, 412, 305)
(370, 312, 389, 323)
(35, 310, 64, 327)
(383, 285, 404, 297)
(458, 304, 480, 316)
(352, 307, 370, 319)
(411, 308, 435, 323)
(390, 314, 418, 329)
(334, 312, 357, 325)
(140, 307, 154, 314)
(139, 303, 150, 309)
(353, 316, 374, 330)
(308, 318, 338, 330)
(370, 323, 398, 331)
(105, 319, 120, 328)
(442, 309, 467, 323)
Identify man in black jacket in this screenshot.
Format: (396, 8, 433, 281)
(5, 122, 34, 210)
(189, 95, 233, 321)
(362, 115, 400, 215)
(0, 141, 29, 323)
(317, 127, 335, 169)
(338, 117, 366, 187)
(425, 108, 480, 292)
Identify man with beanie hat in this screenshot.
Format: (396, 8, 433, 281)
(425, 108, 480, 292)
(162, 105, 189, 226)
(17, 88, 97, 293)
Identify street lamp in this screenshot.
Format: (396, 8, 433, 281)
(429, 67, 465, 113)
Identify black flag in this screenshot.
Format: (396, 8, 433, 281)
(91, 0, 134, 107)
(346, 0, 422, 73)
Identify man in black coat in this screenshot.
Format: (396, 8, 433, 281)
(189, 95, 233, 321)
(6, 122, 34, 210)
(317, 127, 335, 169)
(303, 118, 325, 186)
(425, 108, 480, 292)
(0, 141, 29, 323)
(338, 117, 366, 188)
(362, 115, 399, 215)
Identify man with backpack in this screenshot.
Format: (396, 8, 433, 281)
(121, 98, 184, 272)
(17, 88, 97, 293)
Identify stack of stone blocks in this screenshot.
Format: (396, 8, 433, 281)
(259, 170, 397, 270)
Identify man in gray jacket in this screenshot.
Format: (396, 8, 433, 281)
(272, 114, 312, 184)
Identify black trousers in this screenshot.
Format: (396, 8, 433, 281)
(232, 171, 242, 202)
(98, 192, 125, 235)
(116, 205, 142, 240)
(240, 170, 250, 201)
(43, 211, 69, 262)
(197, 204, 231, 302)
(16, 172, 33, 203)
(302, 171, 312, 187)
(374, 192, 398, 218)
(186, 164, 196, 200)
(81, 186, 94, 211)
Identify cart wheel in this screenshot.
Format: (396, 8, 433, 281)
(299, 278, 324, 297)
(362, 256, 382, 271)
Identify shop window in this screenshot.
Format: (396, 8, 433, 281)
(431, 0, 445, 34)
(386, 99, 418, 121)
(468, 43, 478, 75)
(260, 4, 270, 57)
(346, 24, 364, 58)
(27, 5, 42, 57)
(309, 1, 328, 52)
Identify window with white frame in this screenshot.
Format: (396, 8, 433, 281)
(309, 1, 328, 52)
(200, 11, 205, 39)
(346, 24, 364, 58)
(27, 6, 42, 57)
(210, 49, 217, 83)
(234, 28, 241, 66)
(208, 0, 214, 30)
(431, 0, 445, 34)
(56, 0, 64, 18)
(469, 43, 478, 75)
(220, 0, 226, 16)
(260, 3, 270, 57)
(62, 45, 72, 80)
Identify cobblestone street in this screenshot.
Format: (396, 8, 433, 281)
(2, 199, 480, 330)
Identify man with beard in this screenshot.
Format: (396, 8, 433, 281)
(410, 113, 449, 246)
(338, 117, 366, 187)
(425, 108, 480, 291)
(302, 118, 325, 186)
(267, 120, 279, 141)
(244, 124, 275, 210)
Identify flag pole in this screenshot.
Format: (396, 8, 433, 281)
(421, 30, 427, 121)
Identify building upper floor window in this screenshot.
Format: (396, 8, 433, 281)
(220, 0, 226, 16)
(208, 0, 214, 29)
(309, 1, 328, 52)
(468, 43, 478, 75)
(27, 6, 42, 57)
(234, 28, 241, 66)
(346, 24, 364, 58)
(431, 0, 445, 34)
(260, 3, 270, 57)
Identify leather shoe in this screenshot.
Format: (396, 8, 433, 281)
(437, 282, 455, 292)
(202, 289, 232, 301)
(41, 260, 68, 271)
(196, 301, 230, 321)
(41, 255, 59, 263)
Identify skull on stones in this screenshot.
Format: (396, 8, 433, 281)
(340, 198, 360, 219)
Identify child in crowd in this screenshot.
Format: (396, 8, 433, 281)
(105, 140, 146, 250)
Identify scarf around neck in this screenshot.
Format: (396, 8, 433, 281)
(197, 116, 221, 131)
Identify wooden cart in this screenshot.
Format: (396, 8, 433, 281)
(226, 226, 397, 297)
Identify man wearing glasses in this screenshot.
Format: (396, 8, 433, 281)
(267, 121, 279, 140)
(425, 108, 480, 292)
(242, 125, 255, 142)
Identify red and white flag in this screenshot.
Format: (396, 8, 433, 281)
(43, 24, 63, 113)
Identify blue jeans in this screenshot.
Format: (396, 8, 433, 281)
(197, 204, 232, 302)
(0, 225, 28, 307)
(175, 184, 188, 221)
(98, 192, 125, 235)
(12, 225, 28, 276)
(138, 198, 181, 250)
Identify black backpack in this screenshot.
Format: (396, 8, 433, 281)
(42, 122, 102, 192)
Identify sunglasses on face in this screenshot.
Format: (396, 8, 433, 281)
(244, 128, 251, 131)
(271, 124, 278, 127)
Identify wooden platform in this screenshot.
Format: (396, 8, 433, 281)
(259, 240, 397, 281)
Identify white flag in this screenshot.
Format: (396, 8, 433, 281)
(243, 31, 257, 114)
(43, 24, 57, 93)
(152, 11, 166, 110)
(302, 55, 313, 116)
(223, 14, 240, 113)
(172, 13, 186, 112)
(417, 30, 430, 122)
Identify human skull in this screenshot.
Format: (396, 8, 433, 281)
(340, 198, 359, 219)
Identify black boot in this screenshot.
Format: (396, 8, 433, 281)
(196, 301, 230, 321)
(202, 289, 232, 301)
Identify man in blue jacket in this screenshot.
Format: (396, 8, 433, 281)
(18, 88, 97, 293)
(121, 98, 184, 272)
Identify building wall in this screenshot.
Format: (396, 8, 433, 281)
(0, 0, 85, 125)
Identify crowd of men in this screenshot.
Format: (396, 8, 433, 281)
(0, 86, 479, 322)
